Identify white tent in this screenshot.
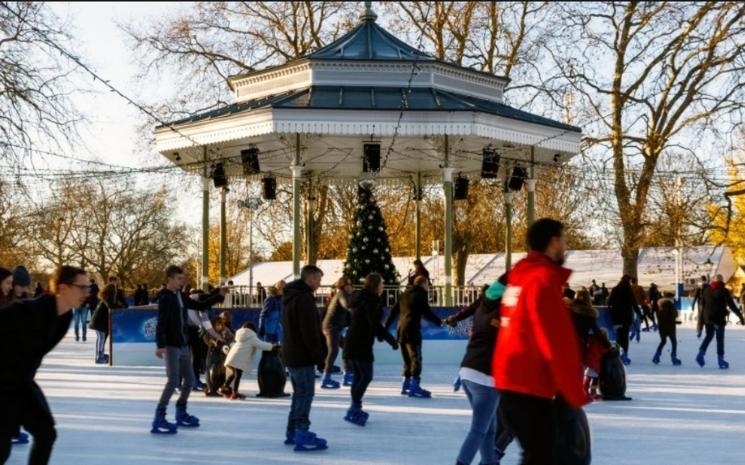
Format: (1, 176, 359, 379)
(228, 246, 737, 292)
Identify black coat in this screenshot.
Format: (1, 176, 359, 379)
(459, 297, 501, 376)
(281, 279, 323, 368)
(570, 301, 610, 358)
(322, 290, 351, 332)
(384, 285, 441, 340)
(89, 301, 110, 334)
(656, 298, 678, 338)
(344, 289, 396, 362)
(87, 282, 100, 309)
(701, 282, 743, 326)
(0, 294, 72, 392)
(155, 289, 224, 349)
(607, 283, 637, 326)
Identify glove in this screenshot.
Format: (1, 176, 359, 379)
(221, 345, 230, 355)
(453, 375, 462, 392)
(445, 316, 457, 328)
(390, 340, 399, 351)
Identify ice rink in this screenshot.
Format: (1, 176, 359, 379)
(6, 324, 745, 465)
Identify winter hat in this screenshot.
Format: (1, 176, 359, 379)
(485, 273, 509, 301)
(0, 267, 12, 284)
(12, 265, 31, 287)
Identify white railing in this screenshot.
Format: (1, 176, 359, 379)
(218, 284, 484, 309)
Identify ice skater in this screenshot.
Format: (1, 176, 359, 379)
(151, 265, 226, 434)
(454, 274, 508, 465)
(652, 291, 681, 366)
(493, 219, 588, 465)
(0, 266, 90, 465)
(695, 274, 744, 369)
(342, 273, 398, 426)
(384, 275, 443, 398)
(223, 321, 274, 400)
(281, 265, 328, 451)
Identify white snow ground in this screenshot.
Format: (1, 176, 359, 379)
(6, 324, 745, 465)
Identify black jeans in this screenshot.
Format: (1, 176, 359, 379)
(656, 334, 677, 356)
(350, 359, 373, 408)
(615, 324, 630, 356)
(400, 334, 423, 379)
(699, 324, 725, 356)
(323, 328, 348, 374)
(499, 391, 555, 465)
(495, 401, 515, 454)
(225, 368, 243, 392)
(189, 327, 206, 382)
(286, 366, 315, 434)
(0, 384, 58, 465)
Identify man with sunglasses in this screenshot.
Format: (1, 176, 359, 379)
(0, 265, 90, 465)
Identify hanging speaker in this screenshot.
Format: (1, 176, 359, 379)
(363, 143, 380, 172)
(508, 166, 527, 191)
(262, 176, 276, 200)
(211, 163, 228, 188)
(481, 147, 500, 179)
(240, 148, 260, 175)
(454, 176, 469, 200)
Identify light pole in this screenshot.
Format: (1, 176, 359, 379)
(238, 196, 263, 307)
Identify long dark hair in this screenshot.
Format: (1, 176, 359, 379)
(363, 273, 383, 294)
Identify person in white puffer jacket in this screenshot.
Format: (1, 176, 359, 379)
(222, 321, 275, 400)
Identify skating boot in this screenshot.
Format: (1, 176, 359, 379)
(286, 430, 326, 447)
(620, 353, 631, 366)
(671, 354, 682, 366)
(11, 432, 29, 445)
(652, 350, 661, 365)
(718, 355, 729, 369)
(400, 377, 412, 395)
(696, 350, 706, 367)
(150, 408, 177, 434)
(175, 404, 200, 427)
(343, 407, 367, 426)
(407, 378, 432, 398)
(293, 429, 328, 452)
(320, 374, 340, 389)
(342, 371, 353, 387)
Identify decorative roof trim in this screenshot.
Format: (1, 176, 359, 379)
(155, 108, 581, 154)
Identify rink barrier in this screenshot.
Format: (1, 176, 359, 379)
(109, 299, 696, 365)
(110, 306, 468, 366)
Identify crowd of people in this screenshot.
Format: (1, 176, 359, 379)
(4, 217, 745, 465)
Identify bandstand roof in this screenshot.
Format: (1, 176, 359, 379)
(155, 3, 582, 183)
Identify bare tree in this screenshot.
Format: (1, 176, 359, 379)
(121, 1, 355, 118)
(546, 1, 745, 277)
(0, 2, 80, 162)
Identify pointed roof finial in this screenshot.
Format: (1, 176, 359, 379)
(360, 1, 378, 22)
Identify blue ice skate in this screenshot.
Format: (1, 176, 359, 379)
(294, 429, 328, 452)
(150, 409, 178, 434)
(175, 405, 200, 428)
(407, 378, 432, 398)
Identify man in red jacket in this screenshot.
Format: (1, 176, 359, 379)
(492, 218, 587, 465)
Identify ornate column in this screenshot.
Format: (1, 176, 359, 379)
(219, 187, 227, 284)
(443, 135, 453, 306)
(201, 147, 210, 291)
(504, 190, 514, 272)
(292, 134, 302, 279)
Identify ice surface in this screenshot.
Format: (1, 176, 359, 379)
(6, 324, 745, 464)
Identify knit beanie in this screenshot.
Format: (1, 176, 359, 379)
(12, 265, 31, 287)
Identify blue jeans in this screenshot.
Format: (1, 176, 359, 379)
(95, 330, 107, 357)
(287, 366, 315, 434)
(157, 346, 193, 411)
(457, 379, 500, 465)
(699, 324, 725, 356)
(73, 307, 88, 340)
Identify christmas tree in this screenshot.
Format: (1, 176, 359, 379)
(343, 185, 399, 284)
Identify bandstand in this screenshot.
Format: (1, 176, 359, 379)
(154, 2, 582, 305)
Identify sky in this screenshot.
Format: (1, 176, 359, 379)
(45, 2, 204, 225)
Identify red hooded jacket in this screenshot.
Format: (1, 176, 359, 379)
(492, 251, 587, 408)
